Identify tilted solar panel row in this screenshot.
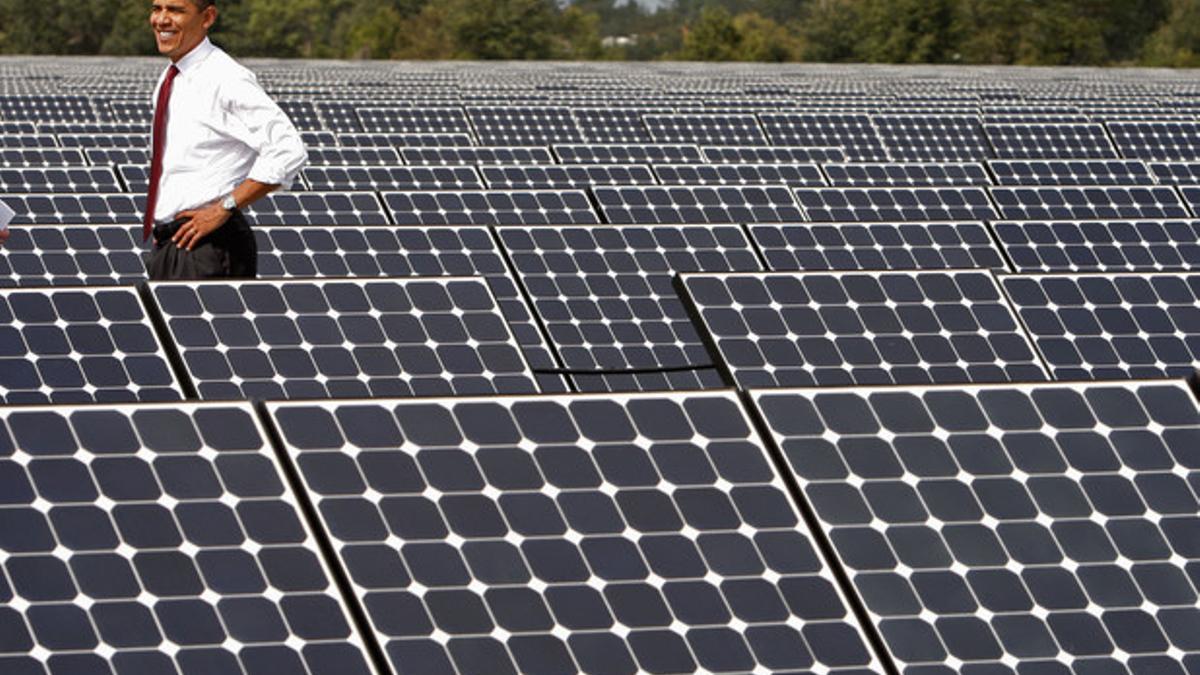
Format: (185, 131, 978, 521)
(2, 379, 1197, 673)
(0, 277, 549, 404)
(753, 379, 1200, 675)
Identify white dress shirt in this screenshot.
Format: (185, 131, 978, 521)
(150, 38, 306, 224)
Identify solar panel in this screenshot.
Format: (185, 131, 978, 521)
(553, 143, 703, 165)
(593, 185, 803, 224)
(337, 132, 474, 148)
(302, 165, 484, 191)
(749, 222, 1009, 272)
(266, 391, 884, 675)
(1106, 121, 1200, 160)
(643, 113, 769, 146)
(793, 187, 999, 222)
(467, 106, 584, 145)
(315, 101, 364, 132)
(988, 185, 1190, 220)
(0, 149, 87, 168)
(680, 270, 1049, 388)
(988, 159, 1155, 186)
(751, 379, 1200, 675)
(357, 106, 474, 136)
(84, 148, 149, 167)
(986, 114, 1096, 125)
(0, 95, 95, 122)
(151, 277, 541, 400)
(757, 113, 889, 161)
(250, 225, 567, 390)
(401, 146, 556, 166)
(984, 123, 1119, 159)
(0, 225, 144, 287)
(497, 224, 763, 391)
(299, 130, 338, 147)
(0, 135, 58, 149)
(0, 287, 184, 403)
(382, 189, 598, 225)
(0, 121, 37, 133)
(0, 400, 377, 674)
(701, 146, 848, 164)
(1148, 162, 1200, 185)
(243, 192, 391, 226)
(0, 193, 143, 225)
(479, 164, 657, 189)
(105, 100, 151, 123)
(37, 122, 147, 135)
(57, 133, 149, 149)
(872, 115, 992, 162)
(1177, 185, 1200, 214)
(570, 107, 657, 142)
(277, 98, 323, 131)
(824, 162, 992, 187)
(305, 146, 402, 167)
(0, 167, 120, 194)
(653, 163, 826, 187)
(984, 105, 1084, 116)
(992, 220, 1200, 272)
(116, 164, 148, 193)
(1001, 271, 1200, 380)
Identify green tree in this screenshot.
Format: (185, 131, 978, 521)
(233, 0, 351, 58)
(1017, 1, 1107, 65)
(1092, 0, 1169, 62)
(952, 0, 1027, 64)
(678, 6, 741, 60)
(0, 0, 121, 54)
(446, 0, 563, 59)
(798, 0, 864, 62)
(101, 0, 157, 55)
(855, 0, 958, 63)
(1142, 0, 1200, 66)
(558, 6, 606, 59)
(677, 7, 800, 61)
(733, 12, 801, 61)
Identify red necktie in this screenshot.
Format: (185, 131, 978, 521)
(144, 64, 179, 241)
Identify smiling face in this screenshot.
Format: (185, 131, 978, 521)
(150, 0, 216, 62)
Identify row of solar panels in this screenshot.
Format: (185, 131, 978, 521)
(5, 116, 1200, 161)
(6, 184, 1200, 226)
(16, 160, 1200, 194)
(4, 261, 1200, 403)
(5, 218, 1198, 282)
(2, 377, 1195, 675)
(3, 97, 1200, 148)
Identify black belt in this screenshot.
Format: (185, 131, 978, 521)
(152, 217, 188, 245)
(152, 209, 244, 246)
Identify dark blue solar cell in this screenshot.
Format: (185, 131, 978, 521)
(93, 602, 162, 648)
(27, 604, 97, 650)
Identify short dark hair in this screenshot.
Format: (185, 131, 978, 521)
(191, 0, 215, 8)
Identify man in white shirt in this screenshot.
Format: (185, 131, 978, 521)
(146, 0, 306, 279)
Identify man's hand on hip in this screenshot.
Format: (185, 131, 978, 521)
(172, 202, 231, 250)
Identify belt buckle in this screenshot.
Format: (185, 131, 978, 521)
(153, 219, 178, 245)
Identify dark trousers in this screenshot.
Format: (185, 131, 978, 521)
(146, 209, 257, 280)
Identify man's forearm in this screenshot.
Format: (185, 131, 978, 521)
(229, 178, 279, 210)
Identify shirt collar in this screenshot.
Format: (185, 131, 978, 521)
(172, 37, 215, 75)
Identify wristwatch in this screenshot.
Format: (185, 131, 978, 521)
(220, 194, 237, 211)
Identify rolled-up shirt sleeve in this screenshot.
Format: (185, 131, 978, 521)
(221, 74, 307, 190)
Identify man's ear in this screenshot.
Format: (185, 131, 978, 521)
(202, 5, 217, 31)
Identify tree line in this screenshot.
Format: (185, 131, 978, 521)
(2, 0, 1199, 66)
